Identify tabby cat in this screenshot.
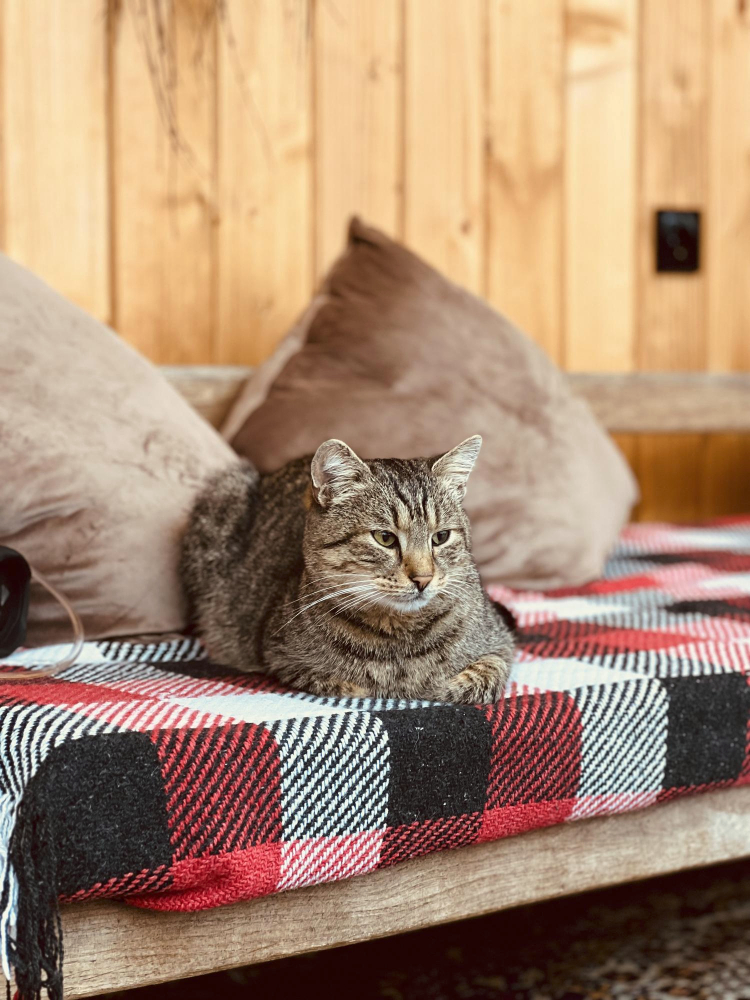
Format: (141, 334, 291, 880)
(181, 436, 515, 703)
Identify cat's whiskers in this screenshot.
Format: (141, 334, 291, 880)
(441, 581, 472, 600)
(330, 588, 380, 617)
(284, 575, 374, 608)
(272, 584, 374, 634)
(298, 572, 372, 588)
(334, 590, 384, 623)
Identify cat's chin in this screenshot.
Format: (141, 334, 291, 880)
(377, 591, 434, 614)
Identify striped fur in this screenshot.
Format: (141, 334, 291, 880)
(181, 439, 515, 703)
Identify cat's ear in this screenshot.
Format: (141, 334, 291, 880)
(311, 439, 370, 507)
(431, 435, 482, 498)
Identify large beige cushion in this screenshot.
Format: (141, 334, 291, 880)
(0, 253, 236, 645)
(225, 219, 638, 589)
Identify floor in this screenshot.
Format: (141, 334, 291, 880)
(110, 859, 750, 1000)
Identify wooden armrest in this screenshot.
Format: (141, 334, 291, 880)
(162, 366, 750, 435)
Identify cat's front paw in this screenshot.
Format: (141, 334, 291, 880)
(306, 677, 370, 699)
(336, 681, 370, 698)
(437, 654, 511, 705)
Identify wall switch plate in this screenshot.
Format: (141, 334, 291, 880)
(656, 210, 700, 272)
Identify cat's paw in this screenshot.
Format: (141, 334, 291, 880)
(336, 681, 370, 698)
(307, 677, 370, 699)
(437, 654, 511, 705)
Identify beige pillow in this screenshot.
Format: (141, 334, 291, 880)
(0, 253, 236, 645)
(225, 219, 638, 589)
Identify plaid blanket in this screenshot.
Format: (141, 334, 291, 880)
(3, 517, 750, 999)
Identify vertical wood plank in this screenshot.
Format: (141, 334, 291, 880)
(706, 0, 750, 375)
(111, 0, 217, 363)
(564, 0, 638, 373)
(403, 0, 484, 293)
(638, 436, 705, 524)
(636, 0, 709, 523)
(486, 0, 564, 362)
(314, 0, 402, 278)
(703, 0, 750, 519)
(215, 0, 313, 366)
(638, 0, 708, 372)
(702, 434, 750, 519)
(0, 0, 5, 253)
(610, 432, 640, 520)
(1, 0, 109, 320)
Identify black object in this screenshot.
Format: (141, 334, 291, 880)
(0, 545, 31, 657)
(656, 210, 700, 272)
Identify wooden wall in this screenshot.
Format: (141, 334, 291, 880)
(1, 0, 749, 520)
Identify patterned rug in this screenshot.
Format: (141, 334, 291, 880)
(2, 517, 750, 999)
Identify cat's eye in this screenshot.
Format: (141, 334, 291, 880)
(372, 530, 398, 548)
(432, 530, 451, 546)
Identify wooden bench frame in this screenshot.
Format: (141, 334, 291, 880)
(56, 367, 750, 997)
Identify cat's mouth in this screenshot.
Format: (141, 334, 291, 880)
(381, 589, 434, 612)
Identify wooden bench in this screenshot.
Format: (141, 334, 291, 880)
(59, 367, 750, 998)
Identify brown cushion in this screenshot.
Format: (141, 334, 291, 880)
(225, 219, 638, 589)
(0, 253, 236, 645)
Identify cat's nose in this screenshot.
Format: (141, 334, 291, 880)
(411, 574, 433, 593)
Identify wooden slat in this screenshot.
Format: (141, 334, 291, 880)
(110, 0, 217, 364)
(161, 366, 750, 436)
(567, 373, 750, 434)
(161, 364, 251, 428)
(215, 0, 313, 365)
(706, 0, 750, 374)
(636, 0, 709, 523)
(485, 0, 564, 362)
(0, 0, 5, 251)
(1, 0, 109, 321)
(60, 785, 750, 998)
(314, 0, 402, 277)
(403, 0, 484, 293)
(611, 432, 640, 518)
(703, 0, 750, 518)
(702, 434, 750, 518)
(564, 0, 638, 373)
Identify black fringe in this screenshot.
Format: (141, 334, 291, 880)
(6, 795, 63, 1000)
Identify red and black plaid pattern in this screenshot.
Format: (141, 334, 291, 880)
(2, 516, 750, 987)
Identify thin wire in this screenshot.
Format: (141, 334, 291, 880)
(0, 569, 84, 681)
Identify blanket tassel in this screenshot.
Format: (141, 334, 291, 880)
(6, 796, 63, 1000)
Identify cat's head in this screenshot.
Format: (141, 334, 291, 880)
(303, 436, 482, 614)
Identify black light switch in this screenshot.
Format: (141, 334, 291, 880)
(656, 210, 700, 272)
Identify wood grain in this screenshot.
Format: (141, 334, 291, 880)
(1, 0, 109, 320)
(0, 0, 748, 524)
(162, 364, 251, 427)
(163, 367, 750, 435)
(60, 785, 750, 998)
(111, 0, 217, 362)
(706, 0, 750, 374)
(0, 0, 5, 252)
(313, 0, 402, 277)
(702, 433, 750, 519)
(564, 0, 638, 373)
(485, 0, 564, 362)
(703, 0, 750, 519)
(567, 373, 750, 434)
(636, 0, 710, 523)
(403, 0, 484, 293)
(215, 0, 313, 365)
